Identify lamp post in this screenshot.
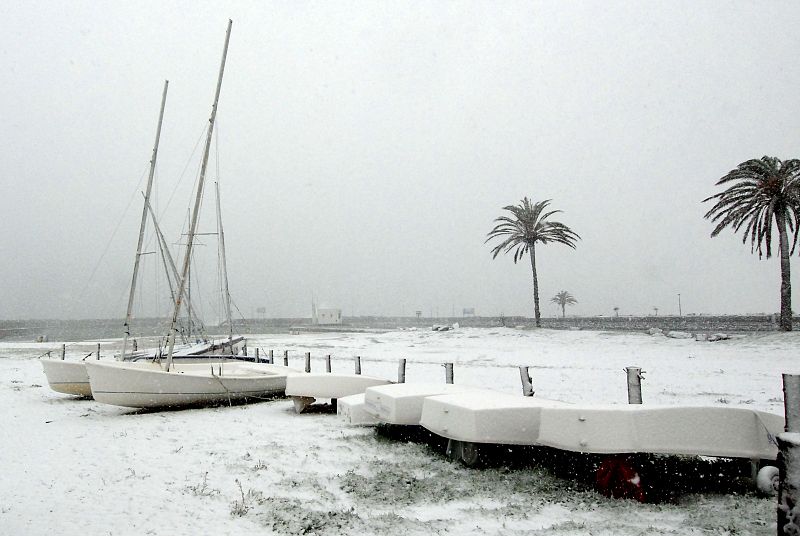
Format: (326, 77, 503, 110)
(677, 293, 682, 317)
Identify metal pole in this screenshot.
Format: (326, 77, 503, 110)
(625, 367, 643, 404)
(269, 349, 274, 364)
(678, 293, 682, 317)
(255, 347, 260, 362)
(165, 19, 233, 372)
(283, 350, 288, 367)
(96, 343, 101, 361)
(444, 363, 454, 384)
(354, 356, 361, 375)
(398, 358, 406, 383)
(325, 354, 331, 373)
(305, 352, 311, 373)
(215, 181, 233, 342)
(519, 366, 534, 396)
(121, 79, 169, 362)
(61, 344, 66, 360)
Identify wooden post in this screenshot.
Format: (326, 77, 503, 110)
(96, 343, 101, 361)
(242, 343, 248, 356)
(325, 354, 331, 373)
(784, 374, 800, 432)
(268, 349, 274, 364)
(354, 356, 361, 375)
(444, 362, 454, 384)
(283, 350, 288, 367)
(61, 344, 66, 360)
(777, 432, 800, 534)
(255, 347, 260, 362)
(519, 366, 534, 396)
(625, 367, 643, 404)
(305, 352, 311, 373)
(398, 358, 406, 383)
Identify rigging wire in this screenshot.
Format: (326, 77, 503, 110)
(74, 161, 150, 310)
(156, 123, 208, 223)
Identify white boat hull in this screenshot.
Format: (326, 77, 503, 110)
(40, 359, 92, 397)
(85, 361, 295, 409)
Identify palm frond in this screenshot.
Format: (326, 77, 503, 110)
(702, 156, 800, 259)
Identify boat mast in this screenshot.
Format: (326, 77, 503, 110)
(165, 20, 232, 371)
(215, 181, 233, 341)
(121, 79, 169, 361)
(143, 196, 205, 341)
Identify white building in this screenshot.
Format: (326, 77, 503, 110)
(312, 299, 342, 325)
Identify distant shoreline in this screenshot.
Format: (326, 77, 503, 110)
(0, 314, 791, 341)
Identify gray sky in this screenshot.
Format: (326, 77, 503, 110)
(2, 1, 800, 320)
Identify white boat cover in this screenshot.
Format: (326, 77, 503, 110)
(284, 373, 391, 400)
(420, 391, 567, 445)
(420, 391, 784, 460)
(364, 383, 485, 425)
(537, 404, 783, 460)
(337, 393, 380, 425)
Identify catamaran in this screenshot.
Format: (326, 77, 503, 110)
(85, 20, 297, 409)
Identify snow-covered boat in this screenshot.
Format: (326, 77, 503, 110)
(420, 391, 567, 447)
(78, 21, 270, 411)
(363, 383, 485, 425)
(85, 360, 295, 409)
(41, 335, 249, 398)
(419, 390, 785, 497)
(337, 393, 379, 425)
(40, 359, 93, 397)
(536, 404, 782, 460)
(421, 392, 782, 460)
(285, 373, 391, 413)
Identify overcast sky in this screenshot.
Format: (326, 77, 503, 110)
(2, 1, 800, 320)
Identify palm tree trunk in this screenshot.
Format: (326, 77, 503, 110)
(776, 209, 793, 331)
(561, 304, 565, 318)
(529, 245, 540, 327)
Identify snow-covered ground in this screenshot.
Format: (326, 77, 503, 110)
(2, 327, 794, 535)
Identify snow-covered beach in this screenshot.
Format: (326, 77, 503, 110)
(2, 327, 795, 535)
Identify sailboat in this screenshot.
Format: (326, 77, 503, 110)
(85, 20, 298, 409)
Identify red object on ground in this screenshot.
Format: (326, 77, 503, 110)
(595, 455, 646, 503)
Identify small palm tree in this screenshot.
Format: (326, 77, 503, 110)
(550, 290, 577, 318)
(613, 306, 619, 318)
(703, 156, 800, 331)
(653, 306, 659, 317)
(486, 198, 580, 327)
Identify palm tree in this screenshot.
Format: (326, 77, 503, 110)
(703, 156, 800, 331)
(613, 306, 619, 318)
(486, 198, 580, 327)
(550, 290, 577, 318)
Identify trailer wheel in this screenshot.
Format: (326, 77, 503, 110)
(595, 455, 646, 503)
(461, 442, 480, 467)
(756, 465, 779, 496)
